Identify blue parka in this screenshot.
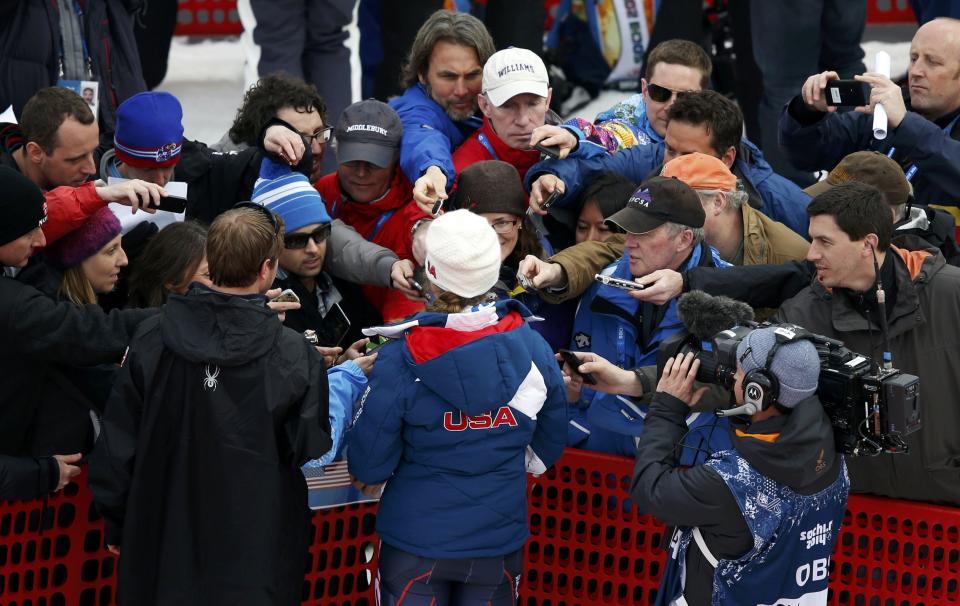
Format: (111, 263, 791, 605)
(567, 244, 733, 464)
(347, 300, 567, 558)
(526, 133, 812, 238)
(389, 83, 482, 188)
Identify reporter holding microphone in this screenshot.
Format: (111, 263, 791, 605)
(567, 326, 848, 606)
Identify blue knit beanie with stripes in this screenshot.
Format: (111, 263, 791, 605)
(251, 157, 330, 233)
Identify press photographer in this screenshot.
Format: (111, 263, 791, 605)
(579, 325, 850, 606)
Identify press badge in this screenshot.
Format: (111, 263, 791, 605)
(58, 79, 99, 117)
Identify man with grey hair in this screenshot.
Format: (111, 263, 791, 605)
(388, 10, 495, 213)
(518, 153, 808, 302)
(557, 176, 731, 460)
(662, 153, 809, 266)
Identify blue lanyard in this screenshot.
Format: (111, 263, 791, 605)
(887, 114, 960, 182)
(367, 208, 396, 241)
(329, 199, 396, 242)
(477, 132, 499, 160)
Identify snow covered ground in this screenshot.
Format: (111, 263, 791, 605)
(159, 30, 915, 144)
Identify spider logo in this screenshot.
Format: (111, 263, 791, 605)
(203, 364, 220, 391)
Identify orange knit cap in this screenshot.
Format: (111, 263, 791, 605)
(661, 152, 737, 191)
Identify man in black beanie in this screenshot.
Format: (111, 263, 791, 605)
(0, 166, 154, 456)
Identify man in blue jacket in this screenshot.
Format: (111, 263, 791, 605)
(779, 17, 960, 213)
(565, 176, 731, 464)
(528, 91, 812, 237)
(388, 10, 495, 214)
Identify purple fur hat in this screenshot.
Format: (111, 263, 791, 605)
(45, 207, 122, 269)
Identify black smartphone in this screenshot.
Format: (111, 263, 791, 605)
(824, 80, 870, 107)
(540, 189, 562, 211)
(594, 273, 645, 291)
(145, 194, 187, 213)
(533, 142, 562, 160)
(559, 349, 597, 385)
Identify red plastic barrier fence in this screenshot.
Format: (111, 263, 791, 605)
(0, 468, 379, 606)
(867, 0, 917, 24)
(175, 0, 243, 37)
(524, 449, 960, 606)
(173, 0, 914, 39)
(2, 451, 958, 605)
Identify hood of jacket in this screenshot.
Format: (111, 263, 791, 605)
(161, 287, 282, 366)
(366, 300, 546, 416)
(730, 395, 838, 492)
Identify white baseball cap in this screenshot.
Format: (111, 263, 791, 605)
(482, 48, 549, 107)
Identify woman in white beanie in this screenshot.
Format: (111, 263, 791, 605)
(348, 210, 567, 606)
(457, 160, 576, 351)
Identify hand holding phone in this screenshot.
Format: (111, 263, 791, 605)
(824, 80, 870, 107)
(365, 336, 388, 354)
(540, 189, 562, 211)
(594, 273, 645, 291)
(533, 142, 562, 160)
(559, 349, 597, 385)
(271, 288, 300, 304)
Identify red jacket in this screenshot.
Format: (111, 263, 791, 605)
(315, 171, 428, 321)
(452, 117, 541, 188)
(43, 182, 106, 245)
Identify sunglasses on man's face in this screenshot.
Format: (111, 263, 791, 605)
(284, 224, 332, 249)
(646, 82, 692, 104)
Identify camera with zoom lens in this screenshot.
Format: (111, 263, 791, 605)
(657, 322, 921, 457)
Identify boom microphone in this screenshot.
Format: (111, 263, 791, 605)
(677, 291, 755, 342)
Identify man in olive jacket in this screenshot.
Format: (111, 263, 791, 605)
(776, 182, 960, 506)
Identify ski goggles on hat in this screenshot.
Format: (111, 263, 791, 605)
(646, 82, 694, 104)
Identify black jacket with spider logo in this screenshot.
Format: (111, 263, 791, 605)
(88, 284, 331, 606)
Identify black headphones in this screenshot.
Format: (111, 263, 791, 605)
(740, 341, 783, 412)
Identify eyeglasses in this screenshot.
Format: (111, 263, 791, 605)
(301, 126, 333, 145)
(234, 201, 281, 235)
(490, 219, 520, 234)
(284, 224, 332, 249)
(646, 82, 692, 104)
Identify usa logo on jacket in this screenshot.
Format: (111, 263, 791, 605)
(444, 407, 519, 431)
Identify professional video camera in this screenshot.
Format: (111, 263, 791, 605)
(658, 292, 921, 456)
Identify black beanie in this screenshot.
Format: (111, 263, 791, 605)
(0, 166, 47, 245)
(458, 160, 527, 218)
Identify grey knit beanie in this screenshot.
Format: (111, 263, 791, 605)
(736, 327, 820, 407)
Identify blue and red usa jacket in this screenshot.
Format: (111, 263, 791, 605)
(347, 300, 567, 559)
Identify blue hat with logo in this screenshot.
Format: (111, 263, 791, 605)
(251, 157, 331, 233)
(114, 92, 184, 168)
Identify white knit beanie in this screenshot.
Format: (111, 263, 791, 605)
(424, 210, 502, 298)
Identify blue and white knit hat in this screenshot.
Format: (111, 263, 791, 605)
(251, 157, 331, 233)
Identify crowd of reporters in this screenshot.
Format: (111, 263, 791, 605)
(1, 6, 959, 606)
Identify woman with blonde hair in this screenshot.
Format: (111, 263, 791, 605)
(44, 207, 127, 304)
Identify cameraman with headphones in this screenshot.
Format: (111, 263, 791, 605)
(574, 326, 848, 605)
